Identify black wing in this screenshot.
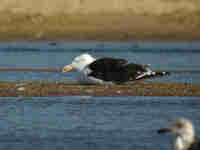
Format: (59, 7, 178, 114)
(88, 57, 146, 83)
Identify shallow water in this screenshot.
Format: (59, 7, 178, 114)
(0, 41, 200, 149)
(0, 96, 199, 150)
(0, 40, 200, 82)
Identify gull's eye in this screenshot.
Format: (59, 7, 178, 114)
(176, 122, 184, 129)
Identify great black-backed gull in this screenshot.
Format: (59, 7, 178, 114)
(62, 54, 169, 84)
(157, 119, 200, 150)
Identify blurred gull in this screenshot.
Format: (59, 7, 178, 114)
(158, 118, 200, 150)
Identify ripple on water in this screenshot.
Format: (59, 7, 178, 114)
(0, 96, 199, 150)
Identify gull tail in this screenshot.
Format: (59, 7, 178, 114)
(136, 71, 170, 80)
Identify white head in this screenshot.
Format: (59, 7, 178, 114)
(62, 54, 95, 72)
(158, 119, 195, 150)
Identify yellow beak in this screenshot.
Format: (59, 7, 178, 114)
(62, 64, 74, 72)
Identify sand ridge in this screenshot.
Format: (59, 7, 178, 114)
(1, 82, 200, 96)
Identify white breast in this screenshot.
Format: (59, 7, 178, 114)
(174, 136, 192, 150)
(174, 137, 184, 150)
(76, 67, 105, 84)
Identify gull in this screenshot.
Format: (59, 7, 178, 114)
(157, 119, 200, 150)
(63, 53, 169, 84)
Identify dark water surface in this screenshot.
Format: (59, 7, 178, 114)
(0, 40, 200, 82)
(0, 96, 199, 150)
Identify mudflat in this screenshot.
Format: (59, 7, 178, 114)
(1, 82, 200, 96)
(0, 12, 200, 41)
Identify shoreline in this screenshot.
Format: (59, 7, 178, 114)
(0, 31, 200, 42)
(1, 82, 200, 97)
(1, 38, 200, 44)
(1, 37, 200, 42)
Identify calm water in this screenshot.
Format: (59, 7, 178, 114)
(0, 96, 199, 150)
(0, 41, 200, 150)
(0, 40, 200, 82)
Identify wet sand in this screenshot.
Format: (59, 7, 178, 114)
(1, 82, 200, 97)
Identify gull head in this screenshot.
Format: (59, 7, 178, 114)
(157, 119, 195, 137)
(157, 119, 195, 150)
(62, 54, 95, 72)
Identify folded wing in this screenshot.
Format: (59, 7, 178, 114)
(87, 57, 147, 83)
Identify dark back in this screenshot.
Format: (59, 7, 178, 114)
(88, 57, 146, 83)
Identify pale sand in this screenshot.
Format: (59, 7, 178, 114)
(0, 13, 200, 41)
